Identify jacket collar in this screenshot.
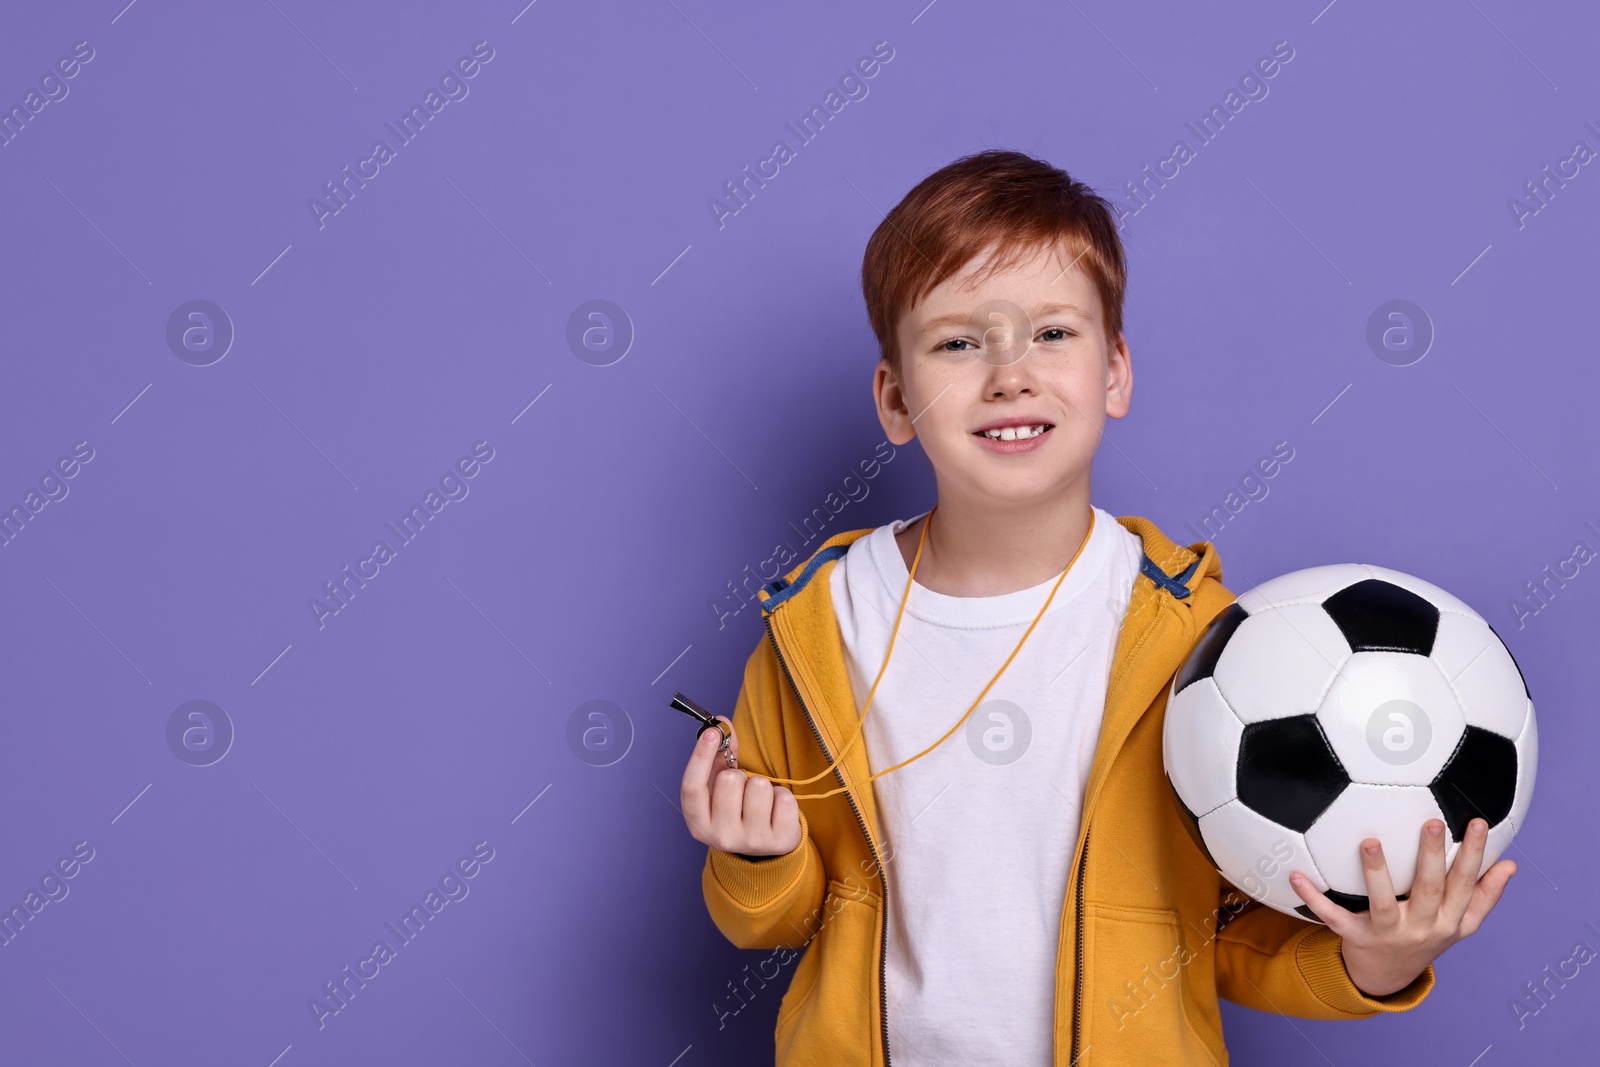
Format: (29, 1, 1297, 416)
(755, 515, 1224, 842)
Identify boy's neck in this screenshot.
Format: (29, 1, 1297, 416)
(893, 485, 1096, 598)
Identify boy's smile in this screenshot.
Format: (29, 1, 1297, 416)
(972, 412, 1055, 453)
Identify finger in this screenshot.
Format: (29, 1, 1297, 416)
(1357, 838, 1401, 934)
(1460, 859, 1517, 937)
(708, 766, 749, 845)
(1409, 819, 1449, 923)
(680, 725, 725, 836)
(698, 720, 736, 794)
(769, 786, 802, 851)
(742, 773, 774, 842)
(1289, 871, 1358, 937)
(1442, 818, 1489, 923)
(770, 784, 798, 831)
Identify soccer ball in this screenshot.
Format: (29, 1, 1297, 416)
(1162, 563, 1537, 922)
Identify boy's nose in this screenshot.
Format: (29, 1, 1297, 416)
(984, 358, 1039, 397)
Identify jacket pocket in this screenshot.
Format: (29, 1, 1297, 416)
(774, 877, 880, 1063)
(1082, 902, 1225, 1067)
(774, 941, 819, 1046)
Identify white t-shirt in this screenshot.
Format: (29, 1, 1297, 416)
(828, 505, 1144, 1066)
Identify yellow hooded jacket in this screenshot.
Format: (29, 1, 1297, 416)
(701, 514, 1435, 1066)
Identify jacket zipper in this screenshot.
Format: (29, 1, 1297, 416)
(765, 614, 892, 1067)
(1070, 828, 1089, 1066)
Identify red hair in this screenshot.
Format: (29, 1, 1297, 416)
(860, 149, 1127, 374)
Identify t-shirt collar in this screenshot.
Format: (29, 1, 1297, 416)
(865, 506, 1119, 629)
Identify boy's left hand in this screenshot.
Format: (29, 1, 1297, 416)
(1289, 816, 1517, 997)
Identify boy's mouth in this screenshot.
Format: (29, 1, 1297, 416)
(974, 422, 1053, 441)
(972, 422, 1055, 452)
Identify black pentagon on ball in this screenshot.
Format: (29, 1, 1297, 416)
(1237, 714, 1350, 833)
(1294, 888, 1409, 923)
(1430, 725, 1519, 841)
(1174, 601, 1249, 695)
(1167, 777, 1220, 870)
(1484, 621, 1532, 700)
(1321, 578, 1440, 656)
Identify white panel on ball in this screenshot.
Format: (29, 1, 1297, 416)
(1198, 799, 1325, 917)
(1163, 676, 1242, 817)
(1316, 651, 1466, 787)
(1512, 699, 1538, 830)
(1302, 783, 1456, 898)
(1431, 612, 1529, 739)
(1234, 563, 1369, 615)
(1212, 604, 1350, 724)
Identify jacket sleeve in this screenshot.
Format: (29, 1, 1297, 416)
(700, 635, 828, 950)
(1214, 897, 1435, 1018)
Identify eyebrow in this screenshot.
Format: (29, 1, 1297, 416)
(917, 302, 1093, 336)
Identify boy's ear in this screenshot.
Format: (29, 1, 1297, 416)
(874, 359, 918, 445)
(1105, 333, 1133, 420)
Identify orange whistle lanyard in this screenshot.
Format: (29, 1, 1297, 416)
(755, 504, 1096, 800)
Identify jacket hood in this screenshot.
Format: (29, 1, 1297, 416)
(756, 512, 1221, 617)
(758, 511, 1209, 614)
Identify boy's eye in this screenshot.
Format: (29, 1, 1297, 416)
(939, 328, 1072, 353)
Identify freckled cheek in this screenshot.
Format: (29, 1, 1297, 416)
(1054, 374, 1108, 412)
(910, 371, 974, 436)
(932, 414, 973, 446)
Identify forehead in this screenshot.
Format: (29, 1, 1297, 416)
(904, 239, 1102, 332)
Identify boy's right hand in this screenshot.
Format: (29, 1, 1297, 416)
(680, 715, 802, 858)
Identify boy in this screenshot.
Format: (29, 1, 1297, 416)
(680, 150, 1515, 1066)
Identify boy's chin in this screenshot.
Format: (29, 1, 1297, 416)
(952, 472, 1083, 509)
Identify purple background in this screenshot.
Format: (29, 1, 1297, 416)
(1, 1, 1594, 1064)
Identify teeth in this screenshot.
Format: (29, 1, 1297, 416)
(983, 424, 1047, 441)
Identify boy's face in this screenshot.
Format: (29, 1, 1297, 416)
(873, 239, 1132, 509)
